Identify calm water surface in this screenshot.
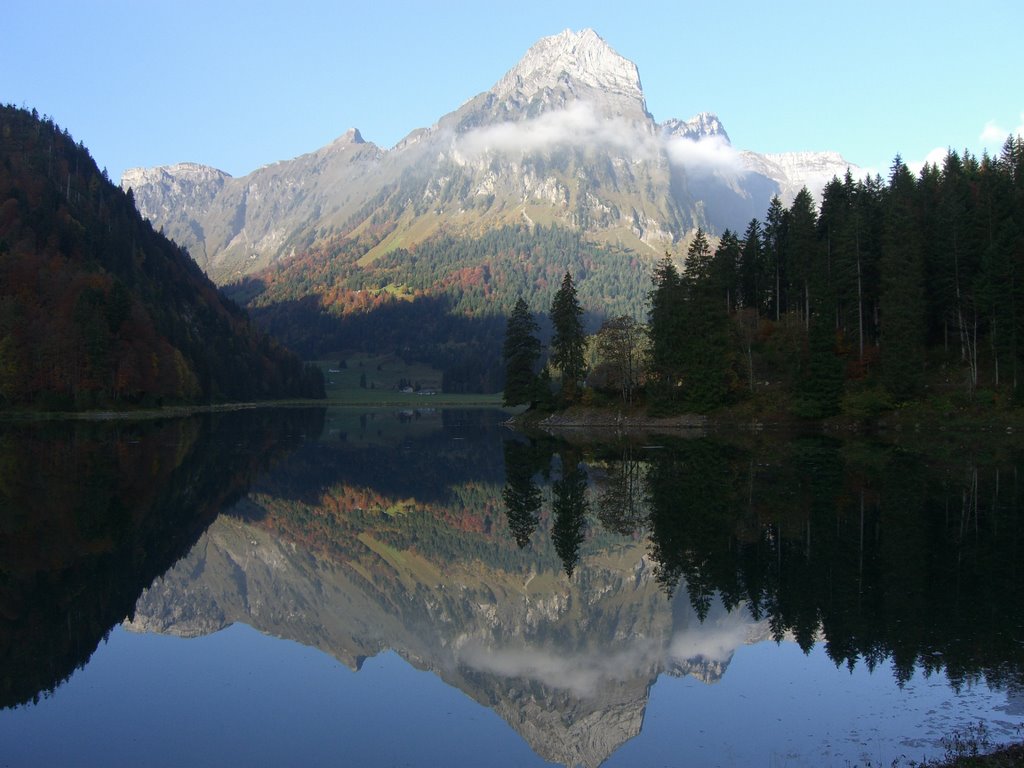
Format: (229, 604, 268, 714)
(1, 408, 1022, 767)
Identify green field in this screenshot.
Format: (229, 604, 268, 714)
(315, 354, 503, 407)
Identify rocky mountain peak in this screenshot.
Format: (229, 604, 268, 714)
(491, 28, 643, 105)
(336, 127, 365, 145)
(121, 161, 231, 189)
(662, 112, 731, 144)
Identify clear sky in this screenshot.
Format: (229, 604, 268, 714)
(4, 0, 1022, 183)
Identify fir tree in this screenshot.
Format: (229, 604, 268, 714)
(681, 230, 734, 412)
(739, 219, 764, 313)
(880, 157, 926, 399)
(647, 255, 685, 408)
(549, 271, 587, 403)
(764, 196, 789, 320)
(502, 297, 542, 407)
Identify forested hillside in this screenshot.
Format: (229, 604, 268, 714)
(0, 105, 323, 409)
(228, 224, 655, 393)
(636, 144, 1024, 415)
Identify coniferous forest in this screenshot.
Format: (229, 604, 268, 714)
(0, 106, 324, 409)
(508, 143, 1024, 417)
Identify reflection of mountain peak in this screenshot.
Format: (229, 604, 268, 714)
(128, 509, 771, 768)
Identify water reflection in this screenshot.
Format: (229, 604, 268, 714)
(0, 408, 323, 709)
(509, 433, 1024, 690)
(2, 410, 1023, 767)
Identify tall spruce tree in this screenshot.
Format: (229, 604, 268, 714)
(880, 157, 926, 399)
(648, 255, 685, 408)
(787, 187, 820, 328)
(739, 219, 765, 313)
(502, 297, 542, 407)
(764, 196, 789, 320)
(711, 229, 741, 313)
(681, 228, 733, 412)
(549, 271, 587, 403)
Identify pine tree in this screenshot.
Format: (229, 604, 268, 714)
(502, 297, 542, 407)
(683, 228, 713, 286)
(549, 271, 586, 404)
(787, 187, 819, 328)
(680, 229, 734, 412)
(880, 156, 926, 399)
(739, 219, 764, 313)
(647, 255, 685, 408)
(764, 196, 789, 320)
(711, 229, 741, 313)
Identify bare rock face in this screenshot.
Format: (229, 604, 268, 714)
(741, 149, 859, 206)
(661, 112, 731, 143)
(492, 29, 646, 112)
(121, 28, 859, 284)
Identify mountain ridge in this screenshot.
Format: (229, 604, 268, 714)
(122, 28, 859, 283)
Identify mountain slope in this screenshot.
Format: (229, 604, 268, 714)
(123, 29, 860, 285)
(0, 105, 324, 408)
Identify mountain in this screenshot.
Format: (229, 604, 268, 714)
(0, 105, 324, 408)
(122, 29, 860, 285)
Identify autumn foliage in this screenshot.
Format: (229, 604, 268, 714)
(0, 105, 323, 409)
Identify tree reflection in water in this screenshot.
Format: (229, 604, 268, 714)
(501, 432, 1024, 690)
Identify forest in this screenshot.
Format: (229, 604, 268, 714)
(0, 105, 324, 410)
(228, 223, 655, 393)
(507, 141, 1024, 416)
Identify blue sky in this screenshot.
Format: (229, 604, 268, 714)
(4, 0, 1022, 183)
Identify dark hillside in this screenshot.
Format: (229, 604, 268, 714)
(0, 105, 323, 409)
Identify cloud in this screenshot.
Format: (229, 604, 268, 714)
(980, 113, 1024, 152)
(907, 146, 949, 176)
(457, 100, 749, 184)
(981, 119, 1009, 147)
(458, 101, 657, 159)
(667, 620, 752, 665)
(456, 595, 763, 698)
(458, 637, 661, 698)
(664, 133, 747, 180)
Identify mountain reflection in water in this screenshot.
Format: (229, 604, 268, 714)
(2, 408, 1023, 767)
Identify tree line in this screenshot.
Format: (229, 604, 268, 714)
(504, 139, 1024, 415)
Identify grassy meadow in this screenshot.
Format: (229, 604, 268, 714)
(314, 354, 503, 407)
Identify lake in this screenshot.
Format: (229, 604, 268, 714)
(1, 408, 1022, 767)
